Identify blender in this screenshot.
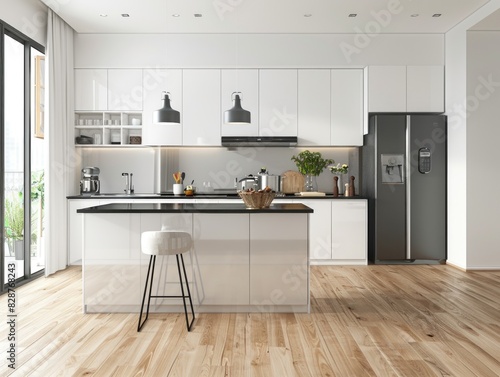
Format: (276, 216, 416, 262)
(80, 167, 101, 195)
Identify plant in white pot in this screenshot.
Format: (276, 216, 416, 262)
(4, 193, 24, 260)
(291, 150, 333, 192)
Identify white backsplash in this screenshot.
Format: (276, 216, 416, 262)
(80, 146, 359, 194)
(81, 148, 156, 194)
(175, 147, 358, 193)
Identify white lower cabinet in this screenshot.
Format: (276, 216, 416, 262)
(68, 199, 100, 264)
(194, 214, 249, 306)
(83, 213, 142, 311)
(249, 213, 309, 308)
(331, 200, 367, 263)
(299, 200, 332, 260)
(84, 212, 194, 312)
(81, 209, 309, 313)
(294, 198, 367, 264)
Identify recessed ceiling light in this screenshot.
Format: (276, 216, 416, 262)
(99, 14, 108, 18)
(304, 14, 312, 18)
(411, 14, 419, 17)
(348, 14, 357, 18)
(432, 14, 442, 17)
(121, 13, 130, 18)
(172, 14, 180, 18)
(194, 13, 202, 18)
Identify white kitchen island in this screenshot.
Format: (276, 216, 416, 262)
(78, 202, 313, 314)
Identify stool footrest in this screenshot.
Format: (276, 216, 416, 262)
(150, 295, 191, 299)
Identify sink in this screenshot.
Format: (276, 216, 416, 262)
(91, 193, 161, 197)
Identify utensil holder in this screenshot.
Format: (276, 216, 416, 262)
(173, 184, 183, 195)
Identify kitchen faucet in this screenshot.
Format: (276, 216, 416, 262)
(122, 172, 134, 194)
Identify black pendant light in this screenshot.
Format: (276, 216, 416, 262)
(153, 91, 180, 123)
(224, 92, 251, 124)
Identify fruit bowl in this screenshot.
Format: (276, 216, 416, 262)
(238, 190, 275, 209)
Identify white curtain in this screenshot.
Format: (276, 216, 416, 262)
(44, 9, 76, 276)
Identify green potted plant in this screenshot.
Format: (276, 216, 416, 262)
(291, 150, 333, 191)
(4, 193, 24, 260)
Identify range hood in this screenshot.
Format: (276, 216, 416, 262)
(221, 136, 298, 147)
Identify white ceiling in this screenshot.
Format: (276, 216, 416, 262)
(41, 0, 495, 34)
(470, 8, 500, 30)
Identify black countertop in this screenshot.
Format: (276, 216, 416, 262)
(77, 202, 314, 214)
(67, 193, 366, 200)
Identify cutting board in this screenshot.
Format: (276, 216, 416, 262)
(295, 192, 326, 196)
(281, 170, 305, 194)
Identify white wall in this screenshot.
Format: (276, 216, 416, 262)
(445, 27, 469, 269)
(466, 31, 500, 269)
(74, 33, 444, 68)
(0, 0, 47, 46)
(445, 0, 500, 269)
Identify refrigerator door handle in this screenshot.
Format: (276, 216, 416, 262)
(406, 115, 411, 260)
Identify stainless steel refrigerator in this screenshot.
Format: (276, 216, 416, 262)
(361, 114, 447, 264)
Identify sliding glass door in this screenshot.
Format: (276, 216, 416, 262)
(3, 34, 26, 281)
(1, 22, 46, 291)
(30, 48, 46, 275)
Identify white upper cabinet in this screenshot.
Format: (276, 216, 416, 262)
(221, 69, 259, 137)
(107, 69, 143, 111)
(75, 69, 107, 111)
(142, 69, 183, 146)
(368, 65, 444, 113)
(182, 69, 221, 146)
(331, 69, 364, 146)
(259, 69, 298, 137)
(368, 66, 407, 112)
(298, 70, 331, 145)
(297, 69, 364, 146)
(406, 65, 444, 113)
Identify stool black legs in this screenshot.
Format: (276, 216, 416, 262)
(138, 255, 156, 332)
(176, 254, 195, 331)
(138, 254, 195, 332)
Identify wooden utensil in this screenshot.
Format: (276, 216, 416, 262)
(173, 172, 181, 184)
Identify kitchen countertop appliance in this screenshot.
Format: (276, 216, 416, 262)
(80, 167, 101, 195)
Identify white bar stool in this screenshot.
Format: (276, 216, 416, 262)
(138, 231, 195, 332)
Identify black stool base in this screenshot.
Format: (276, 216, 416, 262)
(138, 254, 195, 332)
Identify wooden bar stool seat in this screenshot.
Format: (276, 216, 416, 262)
(137, 231, 195, 332)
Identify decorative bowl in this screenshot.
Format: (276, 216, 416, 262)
(238, 190, 275, 209)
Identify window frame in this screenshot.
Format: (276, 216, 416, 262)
(0, 19, 46, 292)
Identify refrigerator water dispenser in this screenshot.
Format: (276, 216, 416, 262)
(381, 154, 404, 184)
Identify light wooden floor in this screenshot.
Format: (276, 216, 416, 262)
(1, 264, 500, 376)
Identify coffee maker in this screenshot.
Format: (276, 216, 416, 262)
(80, 167, 100, 195)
